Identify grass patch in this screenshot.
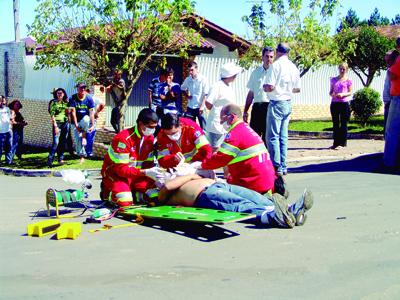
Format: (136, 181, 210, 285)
(1, 146, 103, 170)
(289, 115, 384, 134)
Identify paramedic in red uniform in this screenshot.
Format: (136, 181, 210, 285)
(101, 108, 163, 207)
(157, 113, 212, 169)
(196, 104, 276, 194)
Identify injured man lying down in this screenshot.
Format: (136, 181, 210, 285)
(147, 163, 314, 229)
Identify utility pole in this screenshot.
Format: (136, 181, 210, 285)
(13, 0, 20, 42)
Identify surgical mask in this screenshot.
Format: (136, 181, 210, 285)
(167, 131, 181, 141)
(142, 126, 155, 136)
(222, 121, 230, 131)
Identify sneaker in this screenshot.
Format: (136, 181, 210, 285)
(58, 160, 65, 165)
(271, 193, 296, 228)
(289, 189, 314, 226)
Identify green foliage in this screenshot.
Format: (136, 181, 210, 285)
(335, 26, 395, 86)
(28, 0, 200, 130)
(392, 14, 400, 25)
(337, 8, 397, 31)
(351, 87, 382, 126)
(240, 0, 340, 76)
(289, 116, 384, 134)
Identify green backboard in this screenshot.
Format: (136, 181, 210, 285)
(118, 205, 256, 224)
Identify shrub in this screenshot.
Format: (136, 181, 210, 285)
(351, 87, 382, 126)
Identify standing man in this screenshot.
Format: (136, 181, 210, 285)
(148, 68, 168, 118)
(106, 69, 126, 133)
(243, 46, 274, 144)
(181, 61, 210, 129)
(263, 43, 300, 176)
(157, 113, 212, 169)
(159, 67, 181, 113)
(384, 36, 400, 170)
(205, 62, 242, 150)
(196, 104, 276, 195)
(69, 83, 95, 164)
(101, 108, 163, 207)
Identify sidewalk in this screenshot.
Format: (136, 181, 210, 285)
(287, 135, 385, 166)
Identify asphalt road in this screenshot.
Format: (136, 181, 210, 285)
(1, 155, 399, 300)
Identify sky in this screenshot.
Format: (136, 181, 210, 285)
(0, 0, 398, 43)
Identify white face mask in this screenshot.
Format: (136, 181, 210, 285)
(167, 131, 181, 141)
(142, 126, 155, 136)
(222, 121, 230, 131)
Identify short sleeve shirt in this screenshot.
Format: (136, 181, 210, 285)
(264, 56, 300, 101)
(69, 94, 95, 122)
(181, 73, 210, 108)
(205, 80, 234, 134)
(246, 65, 269, 103)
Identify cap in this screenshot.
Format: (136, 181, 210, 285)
(220, 62, 242, 79)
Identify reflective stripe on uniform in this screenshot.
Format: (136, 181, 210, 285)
(183, 148, 197, 161)
(228, 143, 268, 165)
(194, 135, 209, 149)
(219, 142, 241, 157)
(108, 146, 130, 164)
(114, 191, 133, 205)
(158, 148, 170, 159)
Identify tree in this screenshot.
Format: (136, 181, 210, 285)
(28, 0, 201, 131)
(391, 14, 400, 25)
(336, 8, 362, 32)
(335, 26, 395, 87)
(241, 0, 340, 77)
(367, 8, 390, 26)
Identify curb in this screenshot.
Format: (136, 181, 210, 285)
(0, 167, 101, 177)
(289, 130, 384, 140)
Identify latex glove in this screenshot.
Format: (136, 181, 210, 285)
(144, 167, 164, 181)
(174, 152, 185, 166)
(190, 161, 203, 169)
(172, 164, 196, 176)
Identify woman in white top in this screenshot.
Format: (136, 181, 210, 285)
(205, 62, 242, 150)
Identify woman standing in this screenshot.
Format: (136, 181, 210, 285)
(47, 88, 70, 167)
(329, 63, 353, 150)
(9, 100, 27, 161)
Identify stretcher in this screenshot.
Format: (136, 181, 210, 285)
(118, 205, 256, 224)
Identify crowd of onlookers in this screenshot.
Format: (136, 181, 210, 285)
(0, 37, 399, 171)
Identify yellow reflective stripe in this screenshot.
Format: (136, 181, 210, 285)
(108, 146, 130, 164)
(183, 148, 197, 161)
(194, 135, 209, 149)
(219, 142, 240, 157)
(228, 143, 268, 165)
(158, 149, 170, 157)
(227, 120, 242, 132)
(115, 192, 133, 203)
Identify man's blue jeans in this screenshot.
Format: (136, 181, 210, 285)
(195, 182, 275, 221)
(266, 100, 292, 173)
(384, 95, 400, 168)
(0, 131, 13, 164)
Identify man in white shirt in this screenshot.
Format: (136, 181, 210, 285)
(205, 62, 242, 150)
(244, 46, 274, 145)
(181, 61, 209, 129)
(263, 43, 300, 176)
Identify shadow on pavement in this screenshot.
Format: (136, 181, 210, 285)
(289, 153, 389, 174)
(117, 215, 239, 242)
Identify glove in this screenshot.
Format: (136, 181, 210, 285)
(174, 152, 185, 166)
(144, 167, 164, 181)
(190, 161, 202, 170)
